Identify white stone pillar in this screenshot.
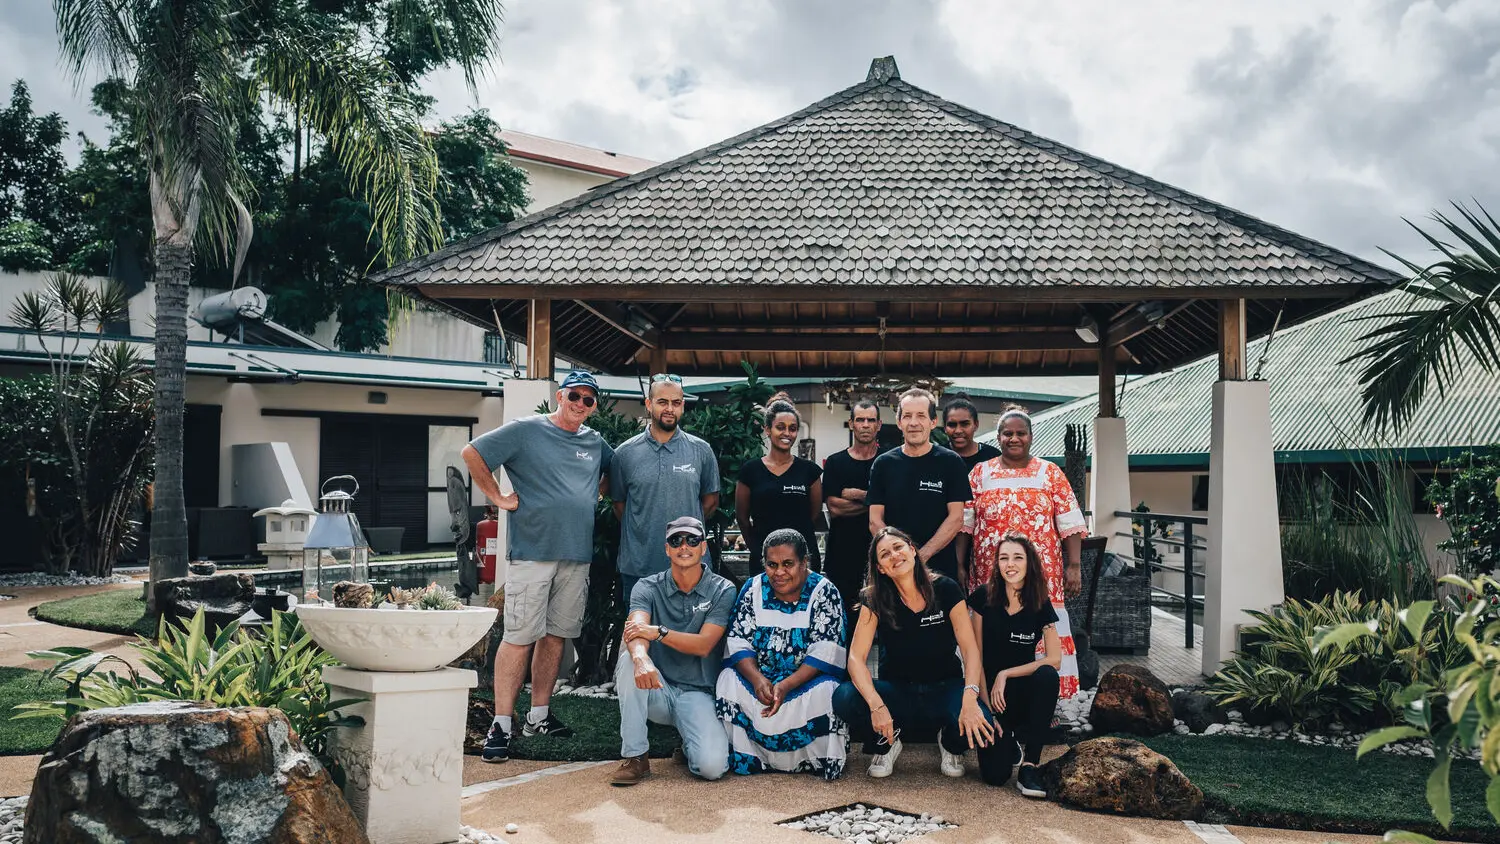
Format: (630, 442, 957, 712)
(1204, 380, 1284, 675)
(1089, 416, 1133, 557)
(324, 666, 477, 844)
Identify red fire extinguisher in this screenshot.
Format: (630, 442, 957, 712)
(476, 506, 499, 584)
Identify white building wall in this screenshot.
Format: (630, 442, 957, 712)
(514, 160, 617, 214)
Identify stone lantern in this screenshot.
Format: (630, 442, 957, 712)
(301, 476, 370, 603)
(252, 499, 318, 571)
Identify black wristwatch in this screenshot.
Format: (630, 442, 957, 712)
(657, 627, 670, 642)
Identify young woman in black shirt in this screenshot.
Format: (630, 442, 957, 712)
(967, 531, 1062, 797)
(831, 526, 997, 779)
(736, 401, 823, 569)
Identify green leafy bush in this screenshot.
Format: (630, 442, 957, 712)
(1313, 574, 1500, 837)
(1208, 591, 1463, 730)
(15, 609, 361, 766)
(1427, 448, 1500, 579)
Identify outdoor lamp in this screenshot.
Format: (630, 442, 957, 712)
(301, 475, 370, 603)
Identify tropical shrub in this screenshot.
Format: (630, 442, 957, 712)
(0, 274, 153, 575)
(15, 609, 361, 769)
(1313, 574, 1500, 836)
(1426, 448, 1500, 579)
(1279, 461, 1435, 605)
(1208, 591, 1464, 730)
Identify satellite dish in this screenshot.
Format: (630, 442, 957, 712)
(447, 466, 477, 600)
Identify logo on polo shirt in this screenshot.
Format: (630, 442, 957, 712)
(691, 601, 713, 612)
(919, 480, 944, 492)
(575, 451, 593, 460)
(919, 610, 945, 627)
(672, 463, 697, 474)
(1010, 630, 1037, 645)
(783, 484, 807, 494)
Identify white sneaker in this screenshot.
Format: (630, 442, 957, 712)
(939, 746, 965, 778)
(867, 739, 902, 778)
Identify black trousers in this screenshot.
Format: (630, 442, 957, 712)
(977, 664, 1060, 786)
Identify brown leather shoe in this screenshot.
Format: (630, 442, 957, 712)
(611, 754, 651, 786)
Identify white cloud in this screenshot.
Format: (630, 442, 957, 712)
(3, 0, 1498, 268)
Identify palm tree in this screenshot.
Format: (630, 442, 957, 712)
(1346, 203, 1500, 433)
(53, 0, 503, 608)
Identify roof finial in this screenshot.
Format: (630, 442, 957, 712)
(867, 56, 900, 83)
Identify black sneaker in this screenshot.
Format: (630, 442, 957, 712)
(1016, 763, 1046, 799)
(521, 712, 575, 738)
(481, 723, 510, 763)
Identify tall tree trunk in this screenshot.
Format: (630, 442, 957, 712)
(147, 239, 191, 608)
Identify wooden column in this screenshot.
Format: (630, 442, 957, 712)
(527, 299, 553, 381)
(1097, 319, 1117, 418)
(1218, 299, 1247, 381)
(648, 338, 667, 375)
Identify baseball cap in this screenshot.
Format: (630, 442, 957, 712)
(559, 370, 600, 392)
(665, 516, 705, 540)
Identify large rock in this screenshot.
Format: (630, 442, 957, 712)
(1089, 664, 1174, 736)
(25, 701, 369, 844)
(152, 572, 255, 630)
(1172, 690, 1229, 734)
(1042, 736, 1203, 820)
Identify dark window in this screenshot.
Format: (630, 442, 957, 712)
(1191, 475, 1209, 511)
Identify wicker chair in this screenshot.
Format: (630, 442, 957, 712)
(1065, 536, 1152, 654)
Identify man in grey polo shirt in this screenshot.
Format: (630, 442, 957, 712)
(462, 370, 614, 763)
(611, 374, 719, 601)
(611, 516, 736, 785)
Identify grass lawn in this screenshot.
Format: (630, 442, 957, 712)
(0, 667, 66, 754)
(1142, 734, 1498, 841)
(33, 588, 156, 638)
(472, 689, 679, 762)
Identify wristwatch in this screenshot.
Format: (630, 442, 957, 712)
(657, 627, 670, 642)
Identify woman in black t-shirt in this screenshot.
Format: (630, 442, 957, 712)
(831, 526, 997, 780)
(735, 401, 823, 569)
(967, 531, 1062, 797)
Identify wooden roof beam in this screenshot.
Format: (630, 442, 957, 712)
(660, 331, 1092, 353)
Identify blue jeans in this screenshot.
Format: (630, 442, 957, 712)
(832, 677, 996, 756)
(615, 653, 728, 780)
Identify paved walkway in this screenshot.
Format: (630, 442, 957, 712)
(460, 744, 1389, 844)
(1098, 608, 1208, 686)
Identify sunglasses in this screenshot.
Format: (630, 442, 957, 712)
(877, 728, 902, 746)
(651, 373, 682, 384)
(566, 391, 597, 408)
(667, 533, 704, 548)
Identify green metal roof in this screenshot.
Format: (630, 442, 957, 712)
(980, 291, 1500, 464)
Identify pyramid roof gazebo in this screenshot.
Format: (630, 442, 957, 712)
(375, 56, 1398, 384)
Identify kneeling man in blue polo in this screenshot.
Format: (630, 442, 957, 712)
(613, 516, 736, 785)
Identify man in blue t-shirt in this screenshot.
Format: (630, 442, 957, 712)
(463, 371, 614, 763)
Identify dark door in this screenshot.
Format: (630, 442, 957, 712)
(319, 416, 429, 552)
(183, 404, 222, 507)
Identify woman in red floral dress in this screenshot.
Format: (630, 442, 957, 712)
(964, 408, 1088, 698)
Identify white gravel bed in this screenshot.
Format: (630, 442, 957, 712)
(0, 572, 132, 588)
(781, 804, 956, 843)
(523, 680, 617, 700)
(1058, 686, 1477, 760)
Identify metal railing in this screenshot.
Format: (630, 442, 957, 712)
(1113, 510, 1207, 648)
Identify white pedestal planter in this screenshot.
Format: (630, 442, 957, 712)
(300, 604, 497, 844)
(296, 605, 496, 672)
(324, 666, 477, 844)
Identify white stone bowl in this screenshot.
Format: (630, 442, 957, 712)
(294, 605, 497, 672)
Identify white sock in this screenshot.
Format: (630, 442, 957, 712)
(528, 705, 549, 724)
(493, 714, 512, 732)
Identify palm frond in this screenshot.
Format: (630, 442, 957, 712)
(255, 25, 442, 264)
(1343, 202, 1500, 433)
(387, 0, 505, 90)
(52, 0, 139, 81)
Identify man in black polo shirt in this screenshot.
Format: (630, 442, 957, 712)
(867, 388, 972, 583)
(823, 399, 882, 611)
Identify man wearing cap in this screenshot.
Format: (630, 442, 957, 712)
(462, 371, 614, 763)
(610, 374, 720, 602)
(611, 515, 736, 785)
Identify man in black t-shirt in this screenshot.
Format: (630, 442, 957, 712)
(867, 388, 972, 582)
(944, 397, 1001, 587)
(823, 400, 882, 610)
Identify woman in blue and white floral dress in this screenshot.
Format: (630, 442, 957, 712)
(716, 528, 848, 779)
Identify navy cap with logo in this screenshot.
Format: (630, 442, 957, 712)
(559, 370, 600, 392)
(664, 515, 705, 540)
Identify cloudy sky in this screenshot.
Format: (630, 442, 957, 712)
(3, 0, 1497, 268)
